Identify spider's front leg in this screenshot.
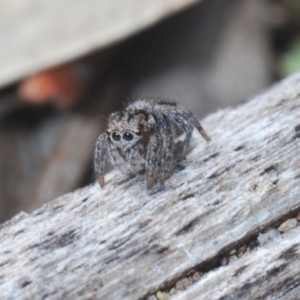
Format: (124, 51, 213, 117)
(145, 133, 162, 189)
(94, 133, 107, 187)
(156, 113, 175, 181)
(189, 114, 210, 142)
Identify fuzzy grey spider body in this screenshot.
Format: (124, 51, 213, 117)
(94, 99, 210, 189)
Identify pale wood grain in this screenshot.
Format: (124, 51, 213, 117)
(1, 73, 300, 299)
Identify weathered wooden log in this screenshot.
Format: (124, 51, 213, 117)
(1, 73, 300, 299)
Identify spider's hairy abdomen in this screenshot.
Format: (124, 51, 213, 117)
(94, 98, 210, 190)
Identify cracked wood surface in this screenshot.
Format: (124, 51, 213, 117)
(1, 73, 300, 299)
(173, 226, 300, 300)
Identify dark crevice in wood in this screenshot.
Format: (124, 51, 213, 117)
(178, 193, 195, 201)
(0, 260, 11, 267)
(260, 165, 277, 175)
(232, 265, 248, 277)
(220, 264, 298, 300)
(294, 124, 300, 132)
(234, 146, 244, 151)
(108, 236, 132, 251)
(14, 229, 25, 236)
(28, 228, 79, 251)
(207, 166, 231, 180)
(203, 152, 219, 162)
(175, 217, 199, 236)
(21, 281, 32, 288)
(278, 245, 298, 261)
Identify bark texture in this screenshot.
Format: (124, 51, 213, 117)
(1, 73, 300, 299)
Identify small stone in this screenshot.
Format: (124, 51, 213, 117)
(278, 218, 298, 232)
(229, 249, 237, 255)
(296, 212, 300, 222)
(156, 291, 169, 300)
(175, 277, 191, 291)
(258, 228, 281, 245)
(169, 288, 176, 295)
(192, 272, 202, 282)
(147, 296, 157, 300)
(267, 228, 281, 238)
(220, 257, 229, 266)
(237, 245, 247, 257)
(229, 255, 238, 263)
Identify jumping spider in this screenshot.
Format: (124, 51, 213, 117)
(94, 99, 210, 189)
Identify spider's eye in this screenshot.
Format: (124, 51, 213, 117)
(112, 132, 121, 141)
(123, 132, 133, 141)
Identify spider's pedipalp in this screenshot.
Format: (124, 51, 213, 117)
(108, 142, 127, 172)
(94, 133, 107, 187)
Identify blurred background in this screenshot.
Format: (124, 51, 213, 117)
(0, 0, 299, 223)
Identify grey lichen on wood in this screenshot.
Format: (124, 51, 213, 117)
(0, 0, 200, 88)
(1, 73, 300, 299)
